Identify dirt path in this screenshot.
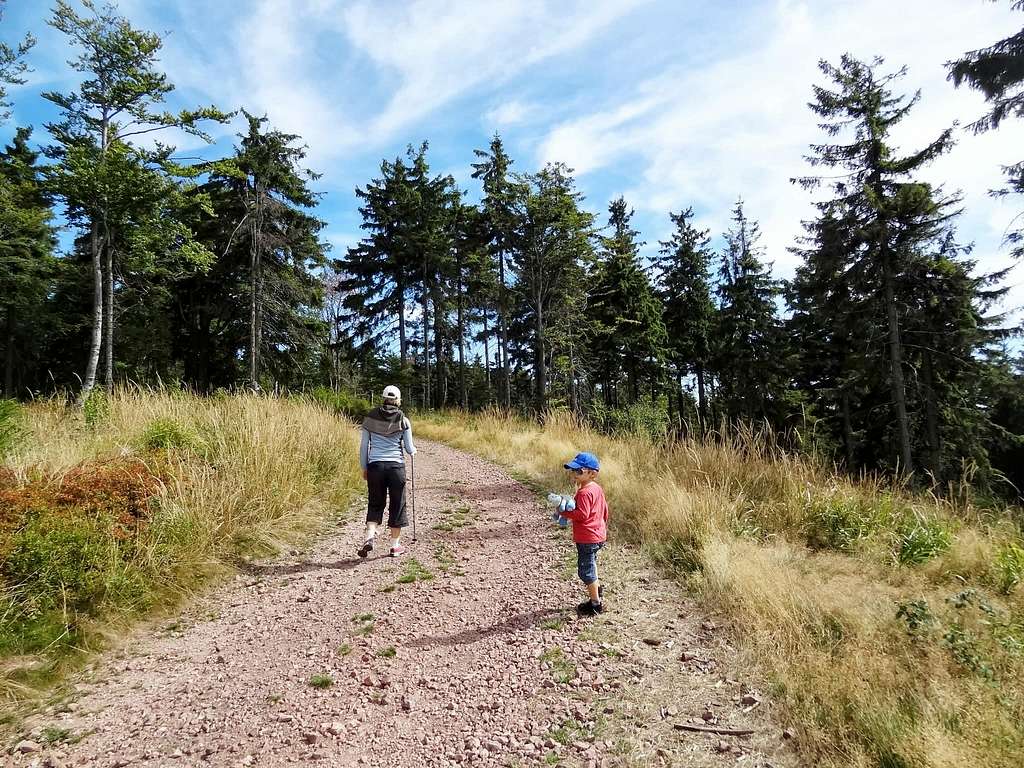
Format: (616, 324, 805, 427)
(8, 440, 797, 768)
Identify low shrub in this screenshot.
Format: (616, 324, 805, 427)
(310, 387, 372, 422)
(139, 417, 207, 454)
(0, 399, 24, 456)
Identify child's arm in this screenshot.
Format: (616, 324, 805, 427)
(559, 489, 593, 522)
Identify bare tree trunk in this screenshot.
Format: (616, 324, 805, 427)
(884, 261, 913, 475)
(248, 189, 264, 389)
(3, 304, 15, 399)
(841, 387, 855, 468)
(498, 252, 511, 409)
(422, 290, 431, 409)
(77, 219, 104, 407)
(397, 273, 407, 363)
(534, 287, 546, 416)
(696, 366, 707, 430)
(457, 267, 467, 409)
(482, 310, 492, 403)
(103, 239, 114, 393)
(922, 349, 941, 482)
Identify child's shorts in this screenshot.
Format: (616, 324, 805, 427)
(576, 542, 604, 585)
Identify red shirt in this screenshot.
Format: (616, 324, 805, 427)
(564, 482, 609, 544)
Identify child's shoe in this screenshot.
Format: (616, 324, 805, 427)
(576, 600, 604, 617)
(390, 544, 407, 557)
(357, 539, 373, 558)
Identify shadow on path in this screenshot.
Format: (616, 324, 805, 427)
(404, 608, 564, 649)
(240, 557, 366, 577)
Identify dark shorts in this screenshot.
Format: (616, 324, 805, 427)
(366, 462, 408, 528)
(576, 542, 604, 585)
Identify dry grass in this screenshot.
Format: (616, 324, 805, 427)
(0, 390, 361, 711)
(416, 409, 1024, 768)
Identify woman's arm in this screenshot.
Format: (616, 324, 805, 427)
(403, 419, 417, 456)
(359, 428, 370, 470)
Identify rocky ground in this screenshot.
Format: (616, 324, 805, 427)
(6, 440, 799, 768)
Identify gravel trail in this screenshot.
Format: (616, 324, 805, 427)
(8, 439, 796, 768)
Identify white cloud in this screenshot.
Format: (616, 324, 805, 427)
(537, 0, 1024, 315)
(340, 0, 651, 137)
(483, 99, 538, 128)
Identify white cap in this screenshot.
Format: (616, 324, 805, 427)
(382, 385, 401, 401)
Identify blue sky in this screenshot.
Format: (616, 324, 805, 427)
(3, 0, 1024, 325)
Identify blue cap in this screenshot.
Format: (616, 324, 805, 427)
(564, 452, 600, 471)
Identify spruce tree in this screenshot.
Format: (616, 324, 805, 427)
(949, 1, 1024, 255)
(714, 199, 787, 426)
(796, 55, 958, 474)
(471, 135, 524, 409)
(513, 164, 594, 414)
(655, 207, 716, 427)
(0, 0, 35, 123)
(0, 128, 56, 397)
(590, 198, 666, 407)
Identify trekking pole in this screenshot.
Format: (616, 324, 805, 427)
(410, 452, 418, 543)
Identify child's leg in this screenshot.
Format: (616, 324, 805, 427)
(577, 543, 601, 604)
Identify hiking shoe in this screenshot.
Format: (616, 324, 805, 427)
(576, 600, 604, 617)
(357, 540, 374, 558)
(390, 544, 407, 557)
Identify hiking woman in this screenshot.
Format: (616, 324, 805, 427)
(357, 385, 416, 558)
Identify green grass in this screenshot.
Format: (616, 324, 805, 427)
(539, 647, 577, 684)
(540, 614, 568, 631)
(434, 543, 464, 575)
(432, 504, 477, 532)
(351, 613, 375, 623)
(377, 646, 396, 659)
(395, 558, 434, 584)
(336, 644, 352, 657)
(308, 674, 334, 689)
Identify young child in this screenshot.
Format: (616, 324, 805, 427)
(558, 452, 610, 616)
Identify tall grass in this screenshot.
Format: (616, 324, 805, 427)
(416, 409, 1024, 768)
(0, 390, 361, 709)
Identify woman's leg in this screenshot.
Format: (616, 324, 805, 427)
(384, 465, 408, 551)
(360, 467, 387, 556)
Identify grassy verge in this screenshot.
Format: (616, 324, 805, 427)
(416, 409, 1024, 768)
(0, 391, 361, 715)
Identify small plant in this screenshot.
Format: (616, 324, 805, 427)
(539, 647, 577, 684)
(351, 612, 376, 635)
(550, 718, 589, 746)
(434, 544, 464, 575)
(82, 389, 110, 429)
(896, 600, 936, 638)
(40, 726, 74, 746)
(804, 494, 883, 551)
(336, 643, 352, 657)
(139, 417, 205, 453)
(993, 542, 1024, 594)
(396, 558, 434, 584)
(266, 693, 283, 703)
(381, 584, 396, 593)
(351, 613, 375, 623)
(308, 674, 334, 689)
(377, 646, 396, 659)
(894, 515, 952, 565)
(433, 504, 476, 532)
(540, 615, 567, 631)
